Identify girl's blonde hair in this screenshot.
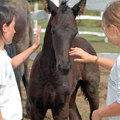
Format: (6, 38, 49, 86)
(103, 1, 120, 27)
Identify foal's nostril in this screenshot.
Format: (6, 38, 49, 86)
(58, 64, 70, 75)
(58, 64, 61, 72)
(62, 68, 69, 75)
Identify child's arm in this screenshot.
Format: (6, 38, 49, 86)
(11, 26, 41, 69)
(92, 101, 120, 120)
(0, 109, 2, 120)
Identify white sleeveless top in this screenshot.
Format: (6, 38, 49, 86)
(0, 50, 22, 120)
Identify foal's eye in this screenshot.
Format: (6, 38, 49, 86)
(65, 27, 70, 31)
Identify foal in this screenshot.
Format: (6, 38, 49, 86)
(29, 0, 100, 120)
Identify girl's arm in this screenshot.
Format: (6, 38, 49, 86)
(69, 47, 115, 70)
(12, 26, 41, 69)
(92, 102, 120, 120)
(0, 109, 2, 120)
(92, 56, 115, 70)
(0, 86, 2, 120)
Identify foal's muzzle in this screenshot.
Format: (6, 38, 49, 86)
(57, 61, 71, 75)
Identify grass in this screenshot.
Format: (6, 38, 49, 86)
(90, 41, 120, 53)
(30, 3, 120, 54)
(38, 19, 47, 28)
(37, 20, 120, 54)
(38, 32, 120, 54)
(38, 26, 120, 54)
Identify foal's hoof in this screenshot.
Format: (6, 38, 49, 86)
(25, 101, 31, 118)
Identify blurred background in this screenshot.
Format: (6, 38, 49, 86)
(27, 0, 120, 54)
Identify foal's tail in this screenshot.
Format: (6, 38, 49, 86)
(70, 80, 88, 101)
(70, 80, 81, 103)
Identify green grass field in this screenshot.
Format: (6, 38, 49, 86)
(36, 18, 120, 54)
(31, 3, 120, 54)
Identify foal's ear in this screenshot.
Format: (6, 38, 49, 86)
(72, 0, 86, 17)
(44, 0, 58, 16)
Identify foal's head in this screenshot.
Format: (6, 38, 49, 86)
(44, 0, 86, 75)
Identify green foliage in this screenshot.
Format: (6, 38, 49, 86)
(29, 1, 44, 11)
(84, 9, 100, 16)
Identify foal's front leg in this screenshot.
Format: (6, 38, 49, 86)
(30, 105, 47, 120)
(69, 81, 82, 120)
(52, 102, 69, 120)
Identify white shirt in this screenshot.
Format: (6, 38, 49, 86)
(106, 56, 120, 120)
(0, 50, 22, 120)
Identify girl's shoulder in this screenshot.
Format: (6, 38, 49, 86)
(116, 55, 120, 62)
(0, 50, 11, 65)
(115, 55, 120, 69)
(0, 49, 7, 55)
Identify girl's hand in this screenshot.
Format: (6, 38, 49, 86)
(92, 110, 102, 120)
(69, 47, 97, 63)
(33, 26, 41, 48)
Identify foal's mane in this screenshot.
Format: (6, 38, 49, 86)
(41, 16, 56, 70)
(59, 1, 72, 14)
(60, 1, 68, 11)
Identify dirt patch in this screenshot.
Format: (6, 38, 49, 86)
(22, 62, 109, 120)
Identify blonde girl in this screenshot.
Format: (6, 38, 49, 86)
(69, 1, 120, 120)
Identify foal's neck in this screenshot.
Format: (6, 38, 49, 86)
(42, 17, 56, 69)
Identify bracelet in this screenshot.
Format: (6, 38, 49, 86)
(95, 56, 99, 64)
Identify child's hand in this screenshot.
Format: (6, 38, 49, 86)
(92, 110, 102, 120)
(69, 47, 96, 63)
(34, 26, 41, 48)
